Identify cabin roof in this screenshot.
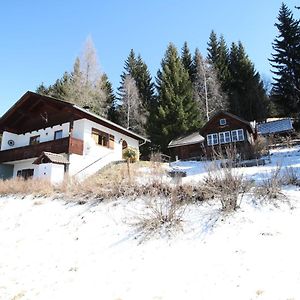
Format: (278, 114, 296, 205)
(33, 152, 69, 165)
(257, 118, 294, 135)
(0, 91, 149, 142)
(168, 132, 204, 148)
(200, 111, 255, 134)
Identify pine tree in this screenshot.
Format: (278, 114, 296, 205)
(181, 41, 194, 81)
(149, 43, 201, 152)
(270, 3, 300, 115)
(207, 30, 219, 64)
(193, 48, 228, 121)
(228, 42, 268, 121)
(120, 49, 155, 110)
(101, 74, 118, 122)
(207, 32, 230, 92)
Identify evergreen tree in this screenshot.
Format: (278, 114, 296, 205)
(228, 42, 268, 121)
(207, 32, 230, 92)
(207, 30, 219, 64)
(119, 49, 155, 111)
(181, 41, 194, 81)
(149, 43, 201, 152)
(270, 3, 300, 115)
(36, 72, 71, 100)
(101, 74, 118, 122)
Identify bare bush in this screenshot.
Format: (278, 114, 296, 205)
(282, 167, 299, 185)
(254, 165, 285, 203)
(132, 193, 187, 241)
(203, 161, 251, 212)
(251, 136, 269, 159)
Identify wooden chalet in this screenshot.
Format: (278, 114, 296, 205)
(200, 111, 256, 159)
(0, 91, 148, 182)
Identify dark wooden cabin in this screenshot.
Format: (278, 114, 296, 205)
(200, 111, 256, 159)
(168, 132, 205, 160)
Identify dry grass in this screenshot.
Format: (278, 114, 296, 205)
(0, 177, 54, 197)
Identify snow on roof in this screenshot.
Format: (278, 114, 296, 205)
(33, 152, 69, 165)
(168, 132, 205, 148)
(257, 118, 294, 135)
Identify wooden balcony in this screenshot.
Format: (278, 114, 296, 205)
(0, 137, 83, 163)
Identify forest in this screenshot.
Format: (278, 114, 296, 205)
(36, 3, 300, 154)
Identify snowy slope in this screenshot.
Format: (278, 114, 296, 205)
(1, 147, 300, 300)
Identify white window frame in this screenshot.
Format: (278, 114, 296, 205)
(219, 118, 227, 126)
(219, 131, 231, 144)
(207, 133, 218, 146)
(231, 129, 244, 142)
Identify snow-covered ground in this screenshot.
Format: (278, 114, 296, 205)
(1, 147, 300, 300)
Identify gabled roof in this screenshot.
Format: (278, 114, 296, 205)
(200, 111, 255, 134)
(33, 152, 69, 165)
(0, 91, 149, 142)
(168, 132, 204, 148)
(257, 118, 293, 135)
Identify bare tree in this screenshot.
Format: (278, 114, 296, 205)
(119, 74, 147, 135)
(66, 36, 108, 116)
(193, 49, 228, 121)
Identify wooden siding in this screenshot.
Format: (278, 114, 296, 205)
(169, 143, 204, 160)
(0, 137, 83, 163)
(200, 112, 255, 159)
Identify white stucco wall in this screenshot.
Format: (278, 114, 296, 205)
(13, 159, 38, 178)
(1, 123, 70, 151)
(69, 119, 140, 180)
(37, 163, 65, 184)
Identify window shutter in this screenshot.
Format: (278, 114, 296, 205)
(109, 134, 114, 149)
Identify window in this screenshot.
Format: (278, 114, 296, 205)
(219, 131, 231, 144)
(29, 135, 40, 145)
(54, 130, 63, 140)
(91, 128, 114, 149)
(207, 133, 218, 146)
(231, 129, 244, 142)
(219, 118, 227, 126)
(17, 169, 34, 180)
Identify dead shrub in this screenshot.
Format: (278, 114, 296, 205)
(251, 136, 269, 159)
(254, 165, 285, 203)
(203, 161, 251, 211)
(281, 167, 299, 185)
(132, 193, 187, 241)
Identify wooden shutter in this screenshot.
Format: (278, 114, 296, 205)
(109, 134, 114, 149)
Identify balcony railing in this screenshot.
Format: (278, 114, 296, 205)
(0, 137, 83, 163)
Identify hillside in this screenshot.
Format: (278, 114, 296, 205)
(1, 147, 300, 300)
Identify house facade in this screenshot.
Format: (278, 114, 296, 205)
(0, 92, 148, 183)
(167, 132, 205, 160)
(200, 111, 256, 159)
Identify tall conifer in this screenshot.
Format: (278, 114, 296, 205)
(270, 3, 300, 115)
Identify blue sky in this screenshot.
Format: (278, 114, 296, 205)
(0, 0, 299, 115)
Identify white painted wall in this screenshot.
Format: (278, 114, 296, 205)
(69, 119, 140, 180)
(1, 123, 70, 151)
(37, 163, 65, 184)
(13, 159, 38, 178)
